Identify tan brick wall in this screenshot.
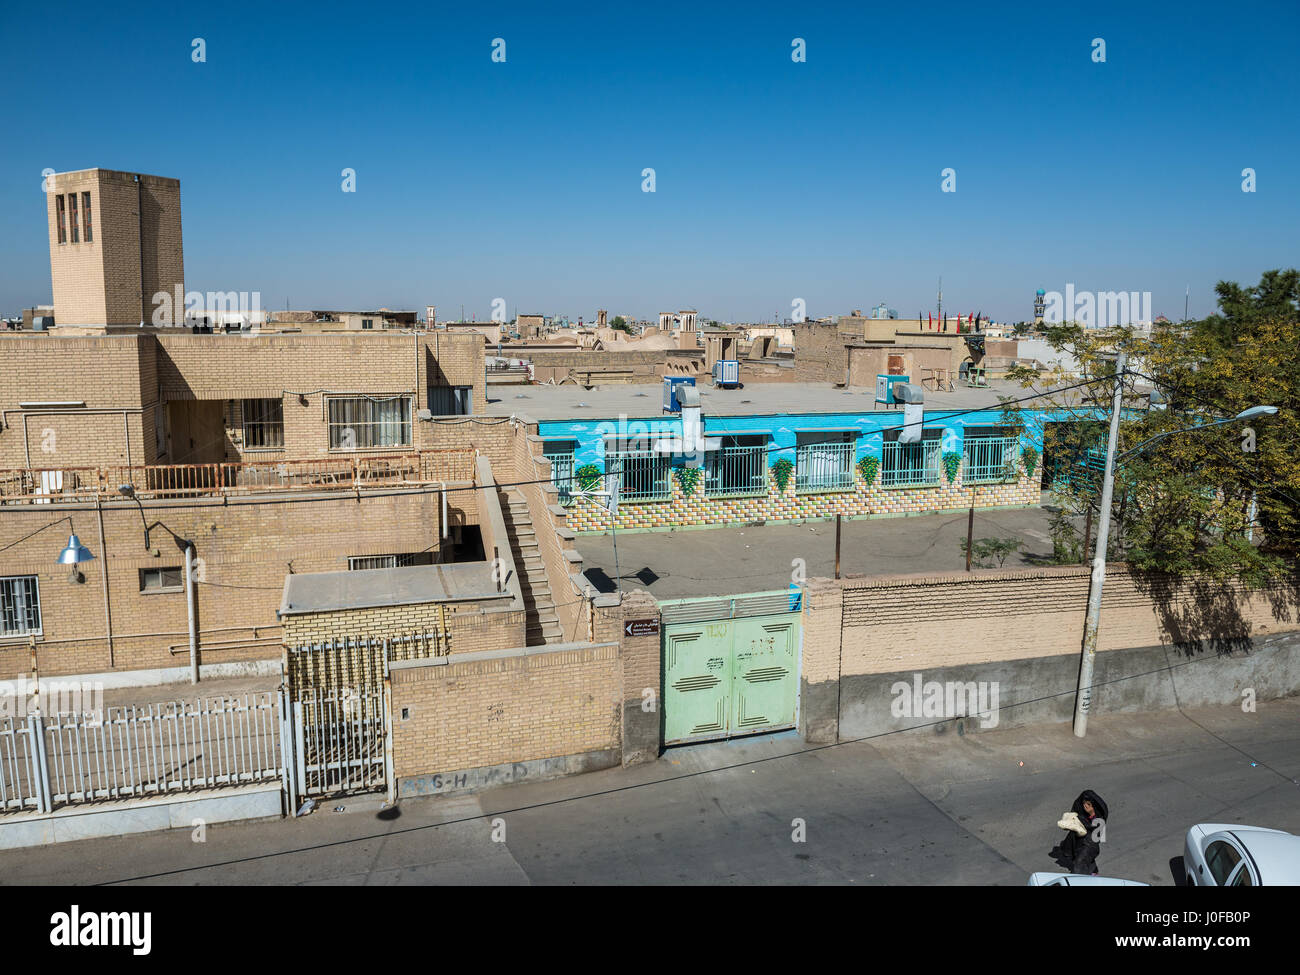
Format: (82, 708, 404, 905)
(0, 489, 448, 679)
(47, 170, 182, 329)
(0, 334, 153, 469)
(0, 331, 487, 468)
(390, 643, 621, 777)
(836, 566, 1300, 676)
(281, 600, 526, 659)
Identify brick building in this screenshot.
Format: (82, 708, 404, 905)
(46, 169, 184, 331)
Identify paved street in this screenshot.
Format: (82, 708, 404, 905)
(578, 502, 1071, 598)
(4, 699, 1297, 885)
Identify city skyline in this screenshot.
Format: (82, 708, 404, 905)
(2, 1, 1297, 322)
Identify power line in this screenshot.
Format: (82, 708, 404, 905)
(93, 642, 1298, 885)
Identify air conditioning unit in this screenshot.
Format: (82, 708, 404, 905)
(875, 374, 911, 404)
(663, 376, 696, 413)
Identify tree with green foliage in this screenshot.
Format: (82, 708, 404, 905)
(1003, 270, 1300, 585)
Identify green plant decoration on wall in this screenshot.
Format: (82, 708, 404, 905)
(1021, 446, 1039, 479)
(857, 455, 879, 487)
(942, 451, 961, 484)
(575, 464, 603, 493)
(674, 466, 701, 496)
(771, 457, 794, 492)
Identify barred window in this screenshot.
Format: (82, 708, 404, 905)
(348, 552, 435, 570)
(880, 429, 943, 488)
(605, 438, 672, 502)
(82, 192, 93, 242)
(795, 431, 856, 493)
(56, 195, 66, 244)
(241, 398, 284, 449)
(706, 435, 767, 497)
(0, 576, 42, 638)
(327, 396, 412, 449)
(68, 193, 80, 243)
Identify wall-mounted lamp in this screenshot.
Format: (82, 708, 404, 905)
(57, 532, 95, 584)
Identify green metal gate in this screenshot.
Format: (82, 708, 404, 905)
(660, 591, 802, 745)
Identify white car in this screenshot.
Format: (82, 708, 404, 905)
(1028, 872, 1148, 886)
(1183, 824, 1300, 886)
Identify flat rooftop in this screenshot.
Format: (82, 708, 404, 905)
(279, 562, 505, 617)
(485, 381, 1042, 421)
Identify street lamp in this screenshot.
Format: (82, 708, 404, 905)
(1073, 359, 1277, 738)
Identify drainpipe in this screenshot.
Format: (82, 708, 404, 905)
(185, 542, 199, 683)
(95, 496, 114, 666)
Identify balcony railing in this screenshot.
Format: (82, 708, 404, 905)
(962, 436, 1020, 484)
(0, 449, 476, 504)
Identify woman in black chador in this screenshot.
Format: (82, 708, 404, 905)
(1050, 790, 1108, 875)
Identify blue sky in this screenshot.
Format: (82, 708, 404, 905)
(1, 0, 1296, 323)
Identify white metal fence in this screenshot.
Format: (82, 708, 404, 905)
(1, 693, 282, 813)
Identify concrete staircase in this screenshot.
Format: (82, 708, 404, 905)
(499, 489, 563, 645)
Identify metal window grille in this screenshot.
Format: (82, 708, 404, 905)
(0, 576, 41, 637)
(543, 442, 577, 505)
(68, 193, 79, 243)
(56, 196, 66, 244)
(880, 439, 942, 488)
(606, 445, 672, 501)
(706, 444, 768, 497)
(347, 553, 434, 570)
(795, 441, 855, 493)
(241, 398, 284, 449)
(82, 192, 92, 242)
(327, 396, 412, 449)
(963, 435, 1020, 484)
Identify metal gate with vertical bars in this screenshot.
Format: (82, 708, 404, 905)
(659, 591, 802, 745)
(286, 686, 388, 801)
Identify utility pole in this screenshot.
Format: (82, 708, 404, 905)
(1073, 350, 1126, 737)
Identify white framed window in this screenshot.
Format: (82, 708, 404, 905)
(327, 396, 412, 450)
(140, 567, 184, 592)
(0, 576, 42, 638)
(241, 398, 284, 449)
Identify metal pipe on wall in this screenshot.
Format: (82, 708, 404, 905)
(95, 497, 114, 667)
(185, 543, 199, 683)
